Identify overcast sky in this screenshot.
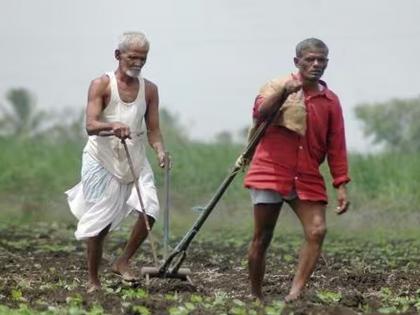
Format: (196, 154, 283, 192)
(1, 0, 419, 152)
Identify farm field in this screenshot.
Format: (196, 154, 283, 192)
(1, 138, 420, 314)
(1, 222, 419, 315)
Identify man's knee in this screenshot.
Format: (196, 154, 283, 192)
(97, 224, 111, 239)
(136, 213, 155, 227)
(306, 224, 327, 243)
(252, 230, 274, 251)
(147, 215, 155, 227)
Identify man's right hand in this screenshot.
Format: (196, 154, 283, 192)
(111, 122, 131, 139)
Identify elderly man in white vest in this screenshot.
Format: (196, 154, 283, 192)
(66, 32, 166, 293)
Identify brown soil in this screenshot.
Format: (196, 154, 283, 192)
(0, 224, 419, 314)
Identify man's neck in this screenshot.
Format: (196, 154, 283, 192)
(302, 79, 321, 93)
(294, 73, 321, 93)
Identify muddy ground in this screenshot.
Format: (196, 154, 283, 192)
(0, 223, 419, 314)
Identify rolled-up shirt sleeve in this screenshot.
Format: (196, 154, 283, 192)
(327, 100, 351, 188)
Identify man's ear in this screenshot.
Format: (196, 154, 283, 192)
(293, 57, 299, 67)
(115, 49, 121, 60)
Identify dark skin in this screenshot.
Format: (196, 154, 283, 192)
(248, 46, 349, 302)
(84, 43, 165, 292)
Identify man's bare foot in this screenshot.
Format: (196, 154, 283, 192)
(86, 281, 101, 293)
(249, 291, 264, 304)
(284, 290, 302, 303)
(111, 260, 137, 282)
(254, 295, 264, 305)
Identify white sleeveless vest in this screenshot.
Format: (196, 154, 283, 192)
(84, 72, 147, 183)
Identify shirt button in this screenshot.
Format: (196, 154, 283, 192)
(294, 176, 298, 180)
(299, 146, 303, 150)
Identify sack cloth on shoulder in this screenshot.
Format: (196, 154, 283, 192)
(259, 74, 307, 136)
(240, 75, 307, 169)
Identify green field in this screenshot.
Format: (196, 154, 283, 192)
(1, 136, 419, 230)
(1, 136, 420, 314)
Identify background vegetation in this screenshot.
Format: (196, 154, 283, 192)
(1, 88, 419, 234)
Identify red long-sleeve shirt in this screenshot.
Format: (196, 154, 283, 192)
(244, 80, 350, 203)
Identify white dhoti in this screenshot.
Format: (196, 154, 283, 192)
(65, 152, 159, 240)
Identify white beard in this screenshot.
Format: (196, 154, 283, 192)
(125, 69, 141, 78)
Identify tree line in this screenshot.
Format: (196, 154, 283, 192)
(1, 87, 419, 152)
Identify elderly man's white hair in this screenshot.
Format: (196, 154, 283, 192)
(118, 32, 150, 52)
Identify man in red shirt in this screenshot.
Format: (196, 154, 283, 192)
(244, 38, 350, 302)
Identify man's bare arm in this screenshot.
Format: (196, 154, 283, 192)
(145, 80, 165, 167)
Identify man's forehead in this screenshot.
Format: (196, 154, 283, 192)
(300, 48, 328, 57)
(123, 45, 149, 54)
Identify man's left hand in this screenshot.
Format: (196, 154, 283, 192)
(157, 151, 166, 168)
(335, 185, 350, 215)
